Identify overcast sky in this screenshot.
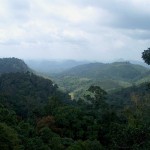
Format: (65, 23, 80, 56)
(0, 0, 150, 61)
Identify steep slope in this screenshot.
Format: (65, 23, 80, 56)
(0, 72, 70, 118)
(0, 57, 29, 74)
(53, 62, 149, 99)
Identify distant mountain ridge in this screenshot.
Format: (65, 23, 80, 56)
(53, 61, 150, 99)
(0, 57, 29, 74)
(113, 59, 150, 68)
(25, 59, 89, 74)
(57, 61, 148, 81)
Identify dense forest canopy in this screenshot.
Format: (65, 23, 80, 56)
(0, 54, 150, 149)
(142, 48, 150, 65)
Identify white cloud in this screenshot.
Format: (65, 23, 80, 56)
(0, 0, 149, 61)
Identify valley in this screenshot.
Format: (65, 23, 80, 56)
(0, 56, 149, 149)
(50, 61, 150, 99)
(1, 1, 150, 149)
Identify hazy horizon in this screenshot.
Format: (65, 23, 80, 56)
(0, 0, 150, 61)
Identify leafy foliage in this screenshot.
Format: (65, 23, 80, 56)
(142, 48, 150, 65)
(0, 123, 20, 150)
(0, 72, 70, 118)
(0, 57, 149, 149)
(53, 62, 149, 99)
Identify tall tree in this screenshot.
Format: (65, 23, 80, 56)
(85, 86, 107, 109)
(142, 48, 150, 65)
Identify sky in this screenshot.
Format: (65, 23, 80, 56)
(0, 0, 150, 61)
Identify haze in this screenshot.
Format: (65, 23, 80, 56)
(0, 0, 150, 61)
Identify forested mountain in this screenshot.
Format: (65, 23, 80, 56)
(0, 72, 70, 118)
(0, 74, 149, 149)
(0, 57, 149, 149)
(53, 62, 150, 99)
(0, 58, 29, 74)
(57, 62, 148, 80)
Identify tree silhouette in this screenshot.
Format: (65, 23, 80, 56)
(142, 48, 150, 65)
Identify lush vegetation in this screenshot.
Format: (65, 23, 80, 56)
(0, 72, 70, 118)
(0, 54, 150, 149)
(52, 62, 150, 99)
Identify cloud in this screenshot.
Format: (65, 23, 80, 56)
(0, 0, 150, 61)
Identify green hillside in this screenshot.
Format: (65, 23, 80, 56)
(107, 83, 150, 109)
(57, 62, 148, 80)
(53, 62, 149, 99)
(0, 72, 70, 118)
(135, 70, 150, 84)
(0, 59, 149, 149)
